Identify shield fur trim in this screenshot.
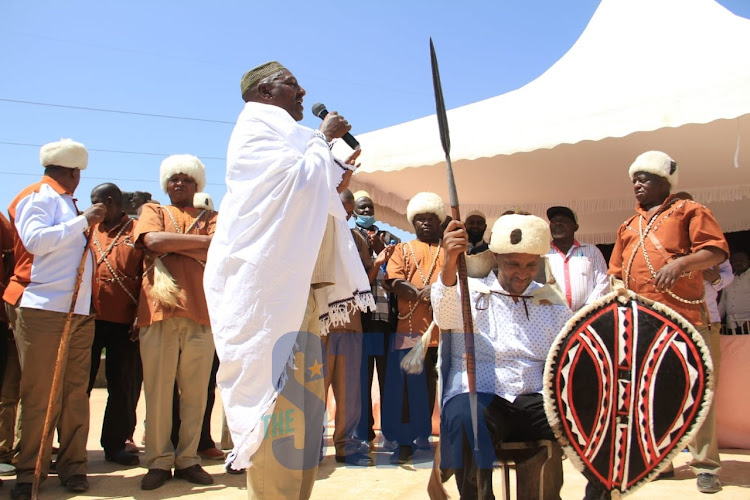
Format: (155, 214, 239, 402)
(543, 289, 714, 498)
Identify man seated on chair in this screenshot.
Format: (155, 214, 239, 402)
(432, 212, 571, 500)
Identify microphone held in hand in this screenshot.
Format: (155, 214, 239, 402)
(312, 102, 360, 150)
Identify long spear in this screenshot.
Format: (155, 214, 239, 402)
(32, 233, 92, 499)
(430, 38, 482, 498)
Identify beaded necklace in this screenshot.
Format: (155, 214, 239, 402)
(143, 206, 208, 276)
(624, 203, 703, 305)
(397, 240, 441, 334)
(92, 218, 138, 304)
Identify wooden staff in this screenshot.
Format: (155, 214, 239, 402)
(32, 232, 92, 499)
(430, 38, 481, 499)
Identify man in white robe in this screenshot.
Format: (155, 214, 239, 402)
(204, 61, 372, 499)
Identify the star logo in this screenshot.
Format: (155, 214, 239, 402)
(307, 359, 324, 380)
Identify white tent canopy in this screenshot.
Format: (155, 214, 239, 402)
(340, 0, 750, 243)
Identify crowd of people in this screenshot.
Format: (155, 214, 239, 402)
(0, 60, 745, 500)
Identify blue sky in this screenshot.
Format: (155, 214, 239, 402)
(1, 0, 749, 239)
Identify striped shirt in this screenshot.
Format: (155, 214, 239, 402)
(704, 259, 733, 323)
(719, 268, 750, 327)
(546, 240, 609, 312)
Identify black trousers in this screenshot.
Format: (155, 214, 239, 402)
(172, 352, 219, 451)
(356, 320, 391, 442)
(441, 392, 561, 500)
(87, 320, 141, 454)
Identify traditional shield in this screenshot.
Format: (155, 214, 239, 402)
(543, 289, 714, 498)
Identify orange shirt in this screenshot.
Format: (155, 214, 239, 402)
(386, 239, 444, 349)
(134, 203, 217, 328)
(0, 213, 13, 323)
(609, 196, 729, 326)
(91, 214, 144, 325)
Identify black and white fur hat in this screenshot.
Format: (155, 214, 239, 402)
(489, 213, 551, 256)
(628, 150, 677, 187)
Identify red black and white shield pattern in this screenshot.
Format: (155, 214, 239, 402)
(544, 290, 713, 497)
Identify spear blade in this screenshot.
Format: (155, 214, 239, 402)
(429, 37, 481, 500)
(430, 38, 451, 156)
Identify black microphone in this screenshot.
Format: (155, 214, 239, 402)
(311, 102, 360, 150)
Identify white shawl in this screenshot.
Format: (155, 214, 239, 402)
(204, 102, 372, 470)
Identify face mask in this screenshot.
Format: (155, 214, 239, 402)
(355, 215, 376, 229)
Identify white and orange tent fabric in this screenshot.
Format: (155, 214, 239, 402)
(339, 0, 750, 244)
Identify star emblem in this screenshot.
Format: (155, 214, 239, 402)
(307, 359, 324, 380)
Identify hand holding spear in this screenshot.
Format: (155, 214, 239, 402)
(427, 38, 482, 500)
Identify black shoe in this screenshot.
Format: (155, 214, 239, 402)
(335, 452, 373, 467)
(389, 445, 413, 465)
(10, 483, 31, 500)
(63, 474, 89, 493)
(225, 462, 245, 475)
(141, 468, 172, 490)
(696, 473, 722, 494)
(105, 449, 140, 466)
(174, 464, 213, 485)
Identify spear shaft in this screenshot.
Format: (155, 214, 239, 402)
(430, 38, 481, 497)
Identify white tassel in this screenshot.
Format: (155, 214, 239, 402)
(151, 257, 183, 309)
(401, 321, 436, 375)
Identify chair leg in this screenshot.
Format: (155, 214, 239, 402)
(502, 460, 511, 500)
(515, 447, 549, 500)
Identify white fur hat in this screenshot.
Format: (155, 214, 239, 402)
(160, 154, 206, 193)
(406, 192, 446, 226)
(628, 150, 678, 187)
(489, 213, 551, 256)
(40, 138, 88, 170)
(193, 192, 214, 211)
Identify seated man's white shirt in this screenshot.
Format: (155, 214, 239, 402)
(432, 272, 572, 405)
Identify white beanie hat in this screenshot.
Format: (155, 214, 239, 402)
(353, 190, 371, 201)
(465, 210, 486, 221)
(628, 150, 677, 187)
(406, 192, 446, 226)
(489, 213, 551, 255)
(160, 154, 206, 193)
(40, 138, 88, 170)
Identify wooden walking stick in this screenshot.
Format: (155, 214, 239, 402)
(31, 232, 92, 499)
(429, 38, 482, 499)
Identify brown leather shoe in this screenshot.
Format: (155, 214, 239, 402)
(124, 438, 139, 454)
(174, 464, 214, 485)
(198, 447, 226, 460)
(63, 474, 89, 493)
(141, 468, 172, 490)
